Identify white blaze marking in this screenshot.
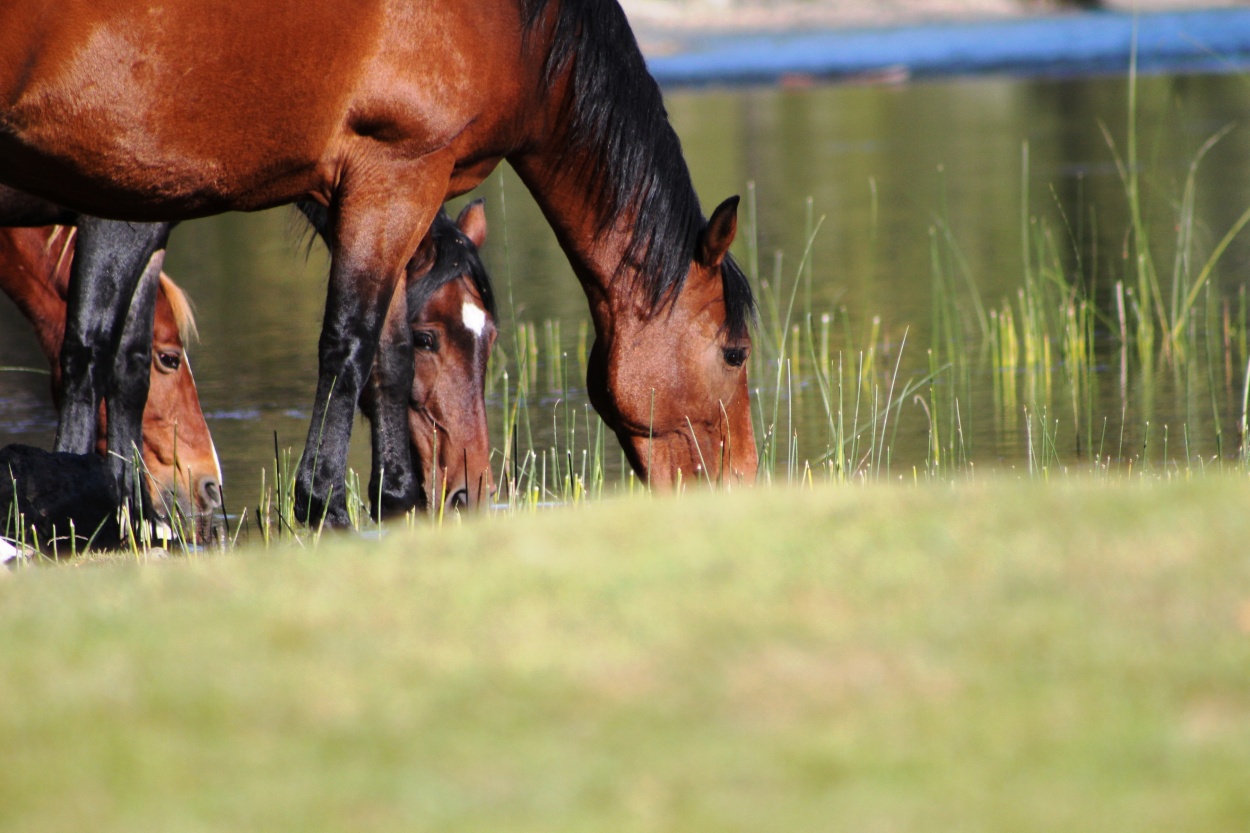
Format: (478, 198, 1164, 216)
(461, 301, 487, 337)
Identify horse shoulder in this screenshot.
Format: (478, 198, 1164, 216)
(326, 2, 534, 186)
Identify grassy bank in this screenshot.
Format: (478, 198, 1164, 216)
(4, 477, 1250, 831)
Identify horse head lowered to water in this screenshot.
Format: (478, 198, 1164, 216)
(0, 226, 223, 543)
(0, 0, 756, 526)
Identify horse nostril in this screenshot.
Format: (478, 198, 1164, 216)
(445, 489, 470, 511)
(198, 477, 223, 509)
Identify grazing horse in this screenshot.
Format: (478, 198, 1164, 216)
(0, 0, 757, 527)
(355, 201, 497, 515)
(0, 226, 224, 543)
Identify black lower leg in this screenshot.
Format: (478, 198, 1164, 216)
(55, 217, 173, 521)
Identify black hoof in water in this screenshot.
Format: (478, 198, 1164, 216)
(370, 491, 419, 522)
(293, 490, 353, 530)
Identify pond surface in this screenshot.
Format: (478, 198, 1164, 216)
(3, 71, 1250, 514)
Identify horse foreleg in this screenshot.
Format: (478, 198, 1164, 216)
(56, 218, 172, 509)
(109, 252, 165, 507)
(293, 158, 453, 528)
(300, 198, 420, 519)
(361, 283, 420, 519)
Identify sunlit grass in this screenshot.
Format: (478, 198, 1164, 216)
(4, 479, 1250, 831)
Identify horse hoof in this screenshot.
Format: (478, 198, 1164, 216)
(293, 491, 352, 529)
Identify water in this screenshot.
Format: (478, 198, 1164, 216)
(4, 71, 1250, 512)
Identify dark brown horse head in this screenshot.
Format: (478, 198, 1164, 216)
(140, 274, 224, 542)
(585, 197, 758, 489)
(405, 201, 496, 511)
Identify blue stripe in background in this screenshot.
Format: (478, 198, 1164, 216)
(647, 9, 1250, 86)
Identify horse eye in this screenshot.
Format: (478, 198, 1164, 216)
(722, 346, 748, 368)
(156, 351, 182, 372)
(413, 331, 439, 352)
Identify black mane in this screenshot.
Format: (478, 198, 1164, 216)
(522, 0, 755, 339)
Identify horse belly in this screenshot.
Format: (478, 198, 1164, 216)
(0, 1, 379, 218)
(0, 114, 320, 220)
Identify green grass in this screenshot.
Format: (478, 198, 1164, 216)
(4, 477, 1250, 832)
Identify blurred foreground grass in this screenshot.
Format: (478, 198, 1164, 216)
(3, 477, 1250, 832)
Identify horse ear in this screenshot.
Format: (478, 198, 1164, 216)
(408, 232, 437, 276)
(699, 196, 739, 268)
(455, 199, 487, 248)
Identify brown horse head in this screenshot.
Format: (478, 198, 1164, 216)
(405, 201, 496, 511)
(0, 227, 223, 543)
(579, 197, 757, 490)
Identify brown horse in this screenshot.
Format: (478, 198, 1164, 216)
(357, 201, 497, 514)
(0, 0, 757, 525)
(0, 226, 224, 543)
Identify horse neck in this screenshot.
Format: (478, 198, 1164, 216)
(515, 124, 705, 338)
(510, 150, 631, 329)
(507, 0, 702, 334)
(0, 227, 71, 367)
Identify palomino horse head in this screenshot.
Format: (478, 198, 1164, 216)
(361, 201, 496, 514)
(0, 226, 223, 544)
(580, 198, 757, 490)
(139, 274, 224, 542)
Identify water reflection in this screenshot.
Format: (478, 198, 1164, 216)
(3, 72, 1249, 513)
